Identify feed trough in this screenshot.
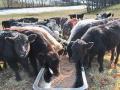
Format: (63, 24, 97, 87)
(33, 67, 88, 89)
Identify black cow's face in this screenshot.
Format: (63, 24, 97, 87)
(6, 33, 37, 58)
(71, 39, 94, 63)
(46, 52, 60, 76)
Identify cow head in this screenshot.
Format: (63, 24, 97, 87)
(96, 12, 113, 20)
(46, 51, 60, 77)
(5, 33, 37, 58)
(71, 39, 94, 64)
(63, 22, 72, 39)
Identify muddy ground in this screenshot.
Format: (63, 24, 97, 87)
(0, 54, 120, 90)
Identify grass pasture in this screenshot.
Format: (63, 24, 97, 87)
(0, 4, 120, 90)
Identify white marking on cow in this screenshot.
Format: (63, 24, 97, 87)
(49, 68, 53, 75)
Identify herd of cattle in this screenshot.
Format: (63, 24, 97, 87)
(0, 12, 119, 88)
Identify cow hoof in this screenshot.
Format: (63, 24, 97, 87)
(99, 68, 104, 72)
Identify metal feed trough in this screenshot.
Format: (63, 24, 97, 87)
(33, 67, 88, 89)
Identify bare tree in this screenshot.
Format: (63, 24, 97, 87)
(25, 0, 28, 7)
(21, 0, 24, 7)
(31, 0, 34, 7)
(41, 0, 44, 6)
(6, 0, 10, 8)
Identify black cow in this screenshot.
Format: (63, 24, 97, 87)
(2, 17, 38, 29)
(17, 17, 38, 23)
(96, 12, 114, 20)
(77, 13, 84, 20)
(2, 19, 17, 29)
(0, 30, 36, 81)
(18, 30, 60, 83)
(71, 19, 120, 87)
(67, 19, 108, 62)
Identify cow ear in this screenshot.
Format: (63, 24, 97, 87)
(28, 34, 37, 43)
(107, 13, 111, 17)
(84, 42, 94, 49)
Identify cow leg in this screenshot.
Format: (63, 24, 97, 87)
(7, 61, 21, 81)
(83, 54, 89, 68)
(109, 48, 116, 68)
(19, 58, 32, 77)
(88, 54, 95, 68)
(114, 45, 120, 66)
(110, 48, 115, 64)
(67, 43, 73, 62)
(73, 60, 83, 88)
(29, 55, 38, 76)
(97, 52, 105, 72)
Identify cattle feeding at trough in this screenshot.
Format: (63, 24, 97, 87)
(71, 19, 120, 87)
(10, 26, 64, 83)
(1, 12, 120, 89)
(66, 19, 109, 62)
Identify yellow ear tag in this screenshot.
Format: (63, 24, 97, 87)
(0, 63, 4, 69)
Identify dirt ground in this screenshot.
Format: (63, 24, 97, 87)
(0, 54, 120, 90)
(0, 55, 75, 90)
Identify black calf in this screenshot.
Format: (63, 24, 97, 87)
(0, 30, 36, 81)
(71, 19, 120, 87)
(20, 30, 60, 83)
